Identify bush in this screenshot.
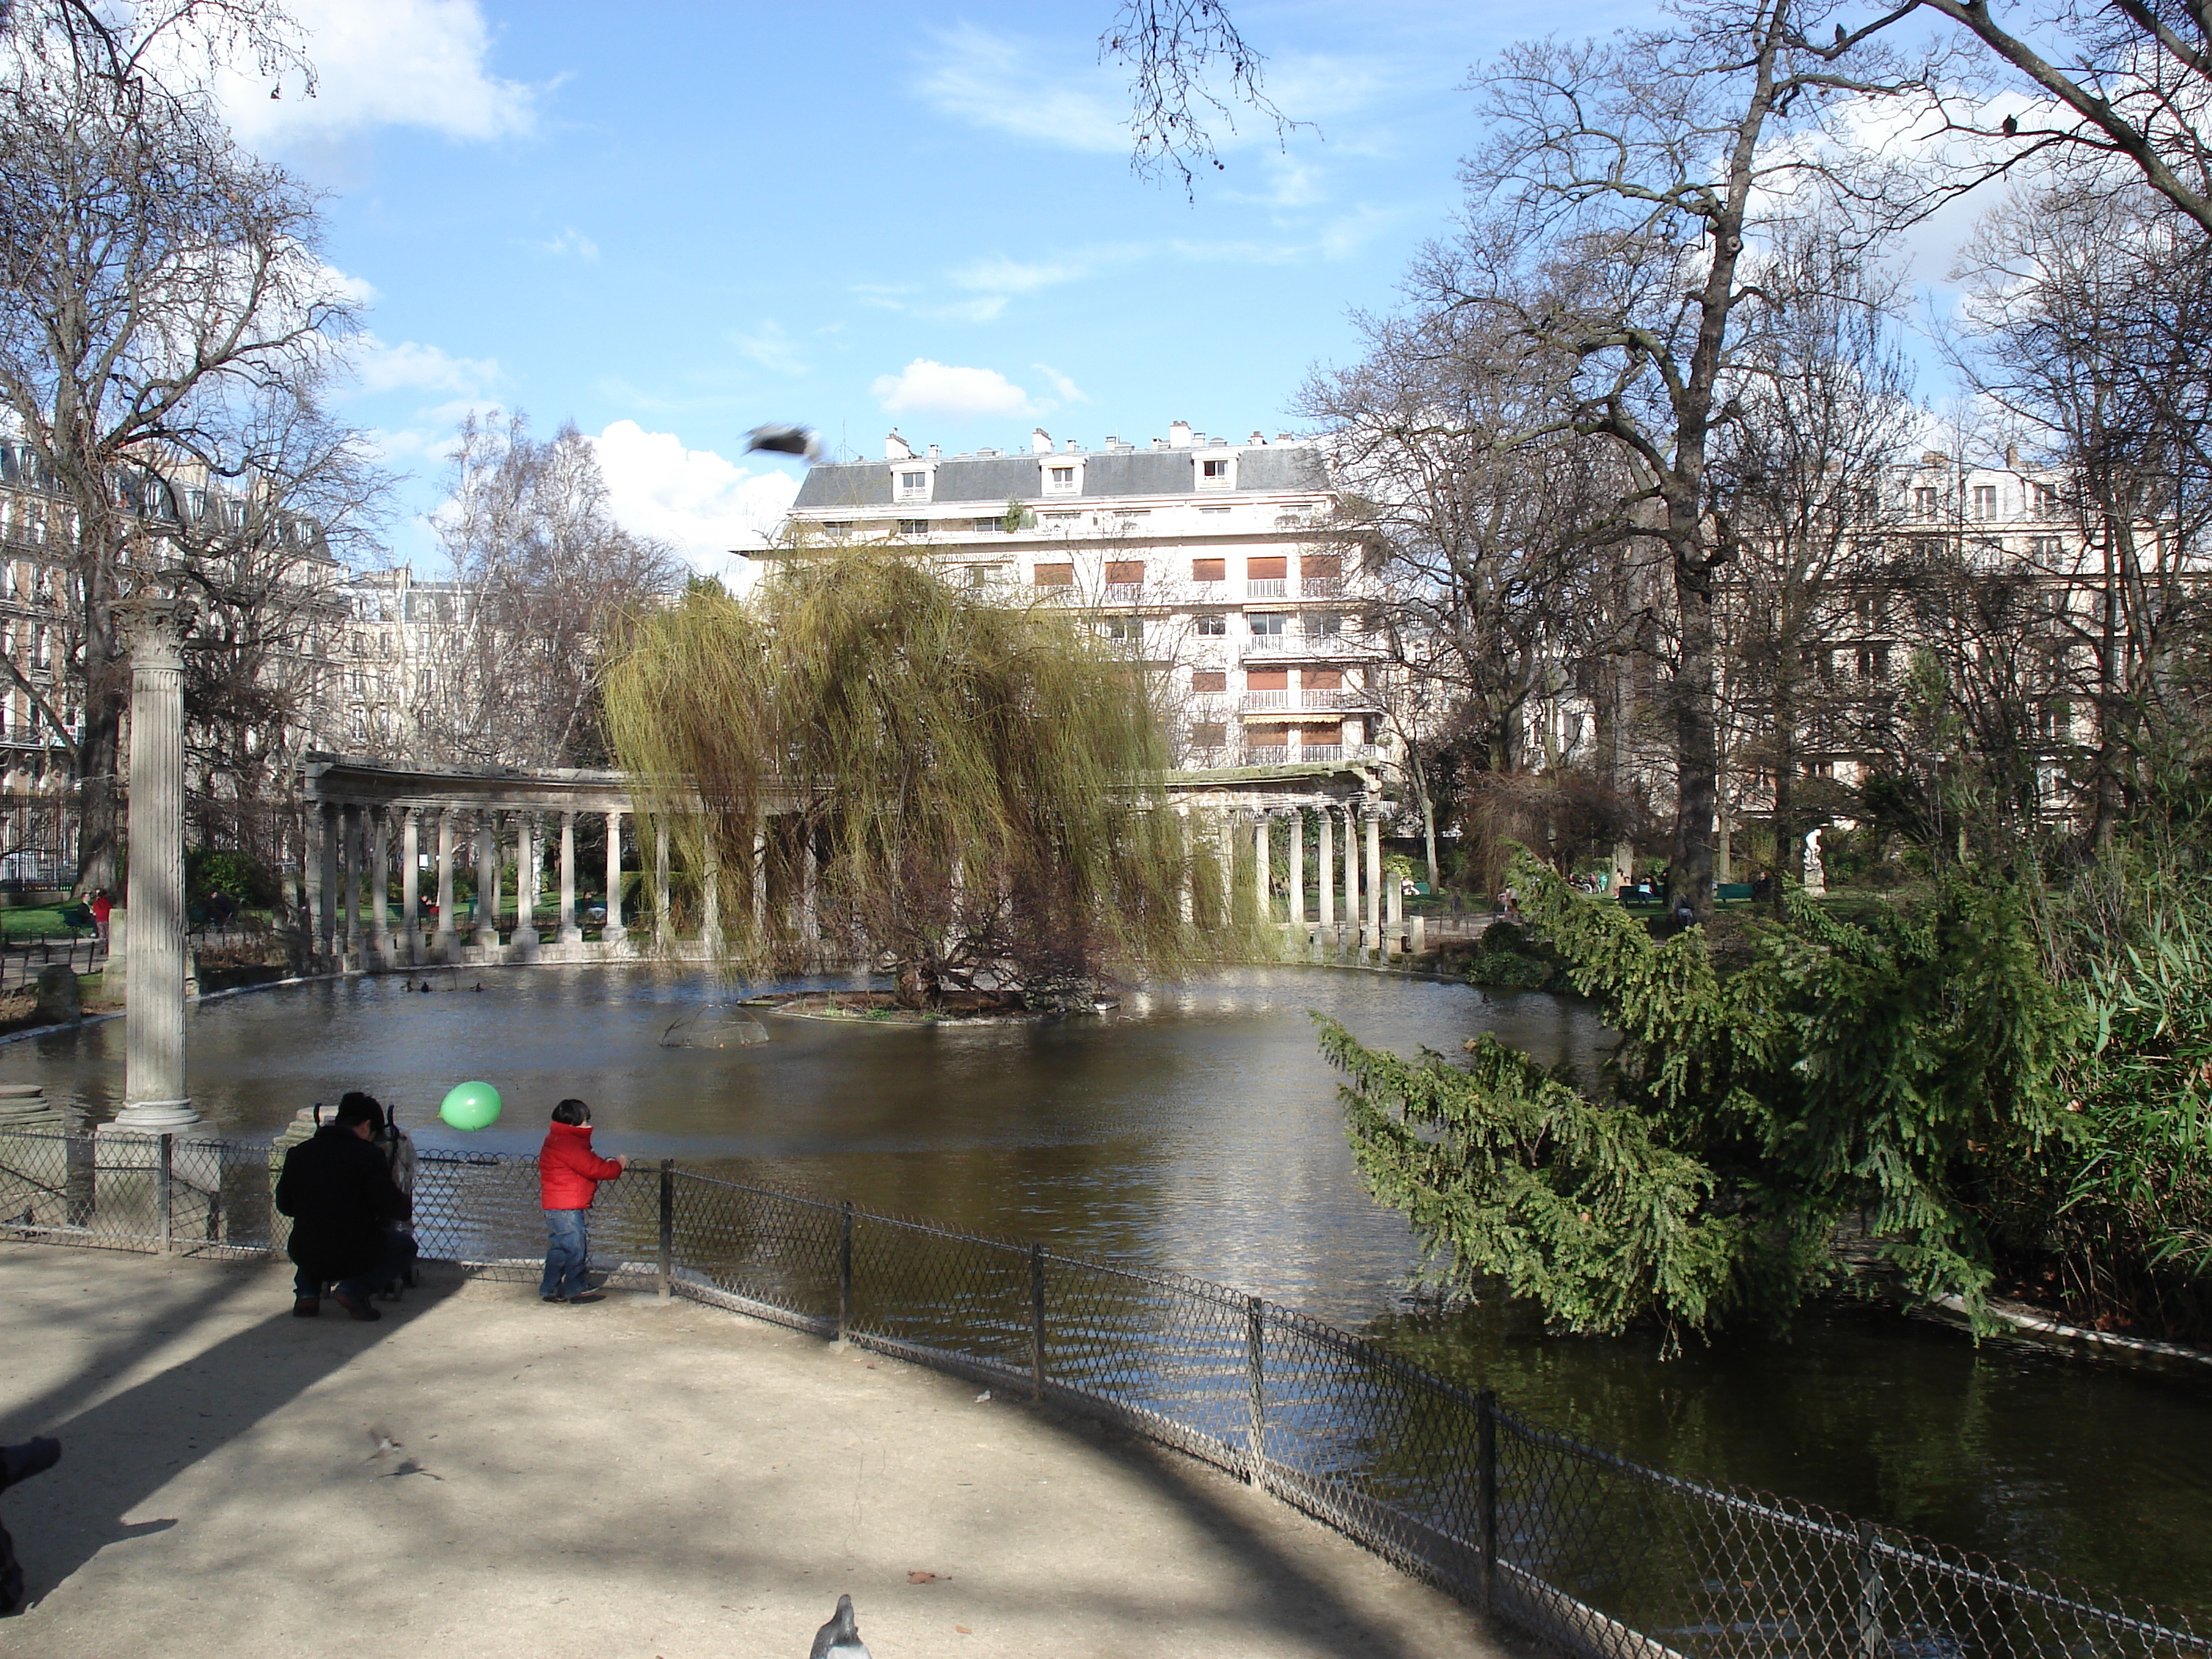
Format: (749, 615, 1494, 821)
(185, 848, 279, 907)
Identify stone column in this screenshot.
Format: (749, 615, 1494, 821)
(370, 806, 392, 961)
(341, 803, 364, 961)
(1287, 807, 1306, 927)
(701, 833, 721, 945)
(512, 813, 540, 950)
(474, 812, 500, 948)
(1215, 813, 1235, 927)
(558, 811, 581, 943)
(434, 809, 459, 958)
(800, 826, 820, 947)
(113, 597, 196, 1129)
(602, 810, 626, 943)
(751, 823, 767, 940)
(654, 820, 672, 945)
(318, 802, 339, 961)
(1364, 804, 1384, 952)
(401, 809, 420, 963)
(1176, 807, 1195, 927)
(1386, 839, 1405, 931)
(302, 806, 325, 964)
(1342, 804, 1359, 950)
(1253, 812, 1273, 925)
(1317, 806, 1335, 928)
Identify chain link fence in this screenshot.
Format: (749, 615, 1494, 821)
(2, 1124, 2204, 1659)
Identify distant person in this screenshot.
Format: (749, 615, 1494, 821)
(274, 1091, 414, 1321)
(1, 1436, 61, 1617)
(87, 888, 111, 944)
(1752, 868, 1774, 904)
(539, 1099, 627, 1305)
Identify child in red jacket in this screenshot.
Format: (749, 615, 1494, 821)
(539, 1099, 626, 1303)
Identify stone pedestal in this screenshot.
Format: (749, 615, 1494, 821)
(0, 1085, 72, 1230)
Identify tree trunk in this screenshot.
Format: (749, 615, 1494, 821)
(1669, 562, 1719, 917)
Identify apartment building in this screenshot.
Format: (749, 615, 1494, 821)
(775, 423, 1393, 771)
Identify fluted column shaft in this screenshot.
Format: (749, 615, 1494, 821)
(1287, 807, 1306, 926)
(602, 811, 627, 942)
(434, 809, 459, 955)
(401, 809, 421, 962)
(474, 813, 500, 947)
(115, 598, 194, 1127)
(558, 811, 581, 942)
(370, 807, 391, 954)
(1317, 806, 1334, 928)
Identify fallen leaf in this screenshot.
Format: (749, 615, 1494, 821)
(974, 1390, 991, 1404)
(908, 1571, 937, 1584)
(957, 1626, 972, 1635)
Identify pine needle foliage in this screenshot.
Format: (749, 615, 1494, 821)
(601, 555, 1210, 1006)
(1328, 850, 2082, 1337)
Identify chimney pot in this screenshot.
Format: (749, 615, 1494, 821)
(927, 443, 940, 459)
(1064, 438, 1079, 452)
(1032, 427, 1052, 454)
(1169, 421, 1192, 449)
(1250, 430, 1265, 445)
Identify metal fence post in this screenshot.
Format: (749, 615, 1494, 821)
(1029, 1243, 1046, 1401)
(656, 1159, 674, 1301)
(837, 1199, 853, 1342)
(1478, 1388, 1499, 1609)
(156, 1133, 174, 1254)
(1857, 1520, 1883, 1659)
(1245, 1295, 1267, 1490)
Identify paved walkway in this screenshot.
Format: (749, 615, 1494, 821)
(0, 1243, 1525, 1659)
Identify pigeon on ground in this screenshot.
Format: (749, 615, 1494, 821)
(809, 1593, 870, 1659)
(746, 423, 825, 463)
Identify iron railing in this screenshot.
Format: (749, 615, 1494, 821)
(0, 1126, 2203, 1659)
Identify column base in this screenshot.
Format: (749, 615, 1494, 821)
(601, 924, 627, 945)
(474, 929, 500, 950)
(557, 926, 584, 943)
(431, 930, 460, 962)
(511, 926, 540, 947)
(108, 1099, 200, 1131)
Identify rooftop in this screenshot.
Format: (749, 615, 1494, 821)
(792, 428, 1330, 511)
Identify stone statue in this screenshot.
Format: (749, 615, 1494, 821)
(1803, 827, 1826, 895)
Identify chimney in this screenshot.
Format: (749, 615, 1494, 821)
(1169, 420, 1192, 449)
(1921, 450, 1946, 467)
(1031, 427, 1052, 454)
(1104, 435, 1121, 449)
(886, 430, 914, 461)
(1151, 438, 1166, 451)
(1276, 431, 1293, 443)
(1249, 430, 1265, 445)
(2005, 442, 2020, 468)
(1064, 438, 1079, 452)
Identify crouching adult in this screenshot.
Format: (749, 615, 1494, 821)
(275, 1091, 415, 1321)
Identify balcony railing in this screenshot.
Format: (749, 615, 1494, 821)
(1247, 579, 1287, 598)
(1299, 576, 1345, 597)
(1181, 741, 1382, 771)
(0, 723, 66, 749)
(1101, 582, 1144, 604)
(1242, 690, 1292, 711)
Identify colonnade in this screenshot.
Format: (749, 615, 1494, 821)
(1186, 797, 1418, 961)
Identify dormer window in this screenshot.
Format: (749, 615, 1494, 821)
(897, 470, 930, 501)
(1046, 465, 1078, 493)
(1199, 456, 1233, 489)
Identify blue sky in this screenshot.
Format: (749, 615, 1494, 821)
(222, 0, 1668, 577)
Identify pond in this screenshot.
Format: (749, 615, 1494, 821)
(5, 964, 2207, 1617)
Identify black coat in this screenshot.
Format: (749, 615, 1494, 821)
(275, 1126, 411, 1282)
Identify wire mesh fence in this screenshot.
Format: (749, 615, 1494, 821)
(2, 1124, 2204, 1659)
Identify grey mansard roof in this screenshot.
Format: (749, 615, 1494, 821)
(789, 444, 1329, 511)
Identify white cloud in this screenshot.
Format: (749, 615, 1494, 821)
(871, 359, 1037, 417)
(349, 335, 502, 397)
(916, 24, 1127, 153)
(1031, 364, 1091, 405)
(589, 420, 800, 580)
(950, 255, 1088, 295)
(214, 0, 537, 147)
(539, 227, 599, 262)
(730, 320, 808, 376)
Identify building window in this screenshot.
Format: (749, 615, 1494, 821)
(1972, 484, 1998, 520)
(1199, 457, 1232, 488)
(1033, 562, 1075, 587)
(897, 518, 932, 536)
(822, 521, 854, 541)
(970, 518, 1002, 533)
(1306, 611, 1342, 637)
(1914, 486, 1939, 520)
(2033, 482, 2061, 518)
(896, 470, 929, 501)
(1191, 670, 1227, 693)
(1196, 614, 1227, 637)
(1104, 559, 1144, 588)
(1042, 511, 1082, 527)
(1046, 466, 1078, 493)
(2030, 535, 2065, 558)
(1192, 558, 1225, 584)
(1190, 721, 1227, 748)
(1104, 615, 1144, 642)
(1199, 506, 1231, 517)
(1249, 613, 1287, 637)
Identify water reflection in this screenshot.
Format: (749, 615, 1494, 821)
(2, 964, 2205, 1613)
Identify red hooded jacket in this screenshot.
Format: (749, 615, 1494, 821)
(539, 1121, 623, 1210)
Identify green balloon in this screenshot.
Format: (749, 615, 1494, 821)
(439, 1080, 502, 1131)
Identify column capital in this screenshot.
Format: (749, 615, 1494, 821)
(119, 593, 196, 665)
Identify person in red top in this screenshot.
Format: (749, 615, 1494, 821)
(88, 889, 112, 945)
(538, 1098, 626, 1303)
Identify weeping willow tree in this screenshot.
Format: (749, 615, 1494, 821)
(603, 556, 1214, 1009)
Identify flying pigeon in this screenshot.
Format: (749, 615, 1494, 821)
(746, 423, 825, 463)
(809, 1594, 870, 1659)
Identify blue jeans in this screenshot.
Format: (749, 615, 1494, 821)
(542, 1207, 591, 1298)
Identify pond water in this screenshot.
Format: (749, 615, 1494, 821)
(5, 964, 2207, 1616)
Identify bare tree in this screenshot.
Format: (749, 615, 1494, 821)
(424, 412, 684, 767)
(0, 16, 355, 892)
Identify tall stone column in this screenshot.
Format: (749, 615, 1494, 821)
(341, 804, 364, 960)
(558, 811, 581, 943)
(1215, 813, 1235, 927)
(751, 823, 767, 941)
(474, 812, 500, 948)
(433, 809, 459, 958)
(113, 597, 196, 1130)
(1252, 812, 1273, 925)
(1287, 807, 1306, 927)
(1341, 804, 1359, 947)
(370, 807, 392, 961)
(512, 813, 540, 950)
(653, 821, 672, 945)
(302, 806, 325, 964)
(701, 833, 721, 945)
(1176, 807, 1195, 927)
(1364, 804, 1385, 951)
(318, 803, 339, 961)
(800, 825, 820, 947)
(602, 810, 626, 943)
(1317, 805, 1335, 928)
(401, 808, 421, 963)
